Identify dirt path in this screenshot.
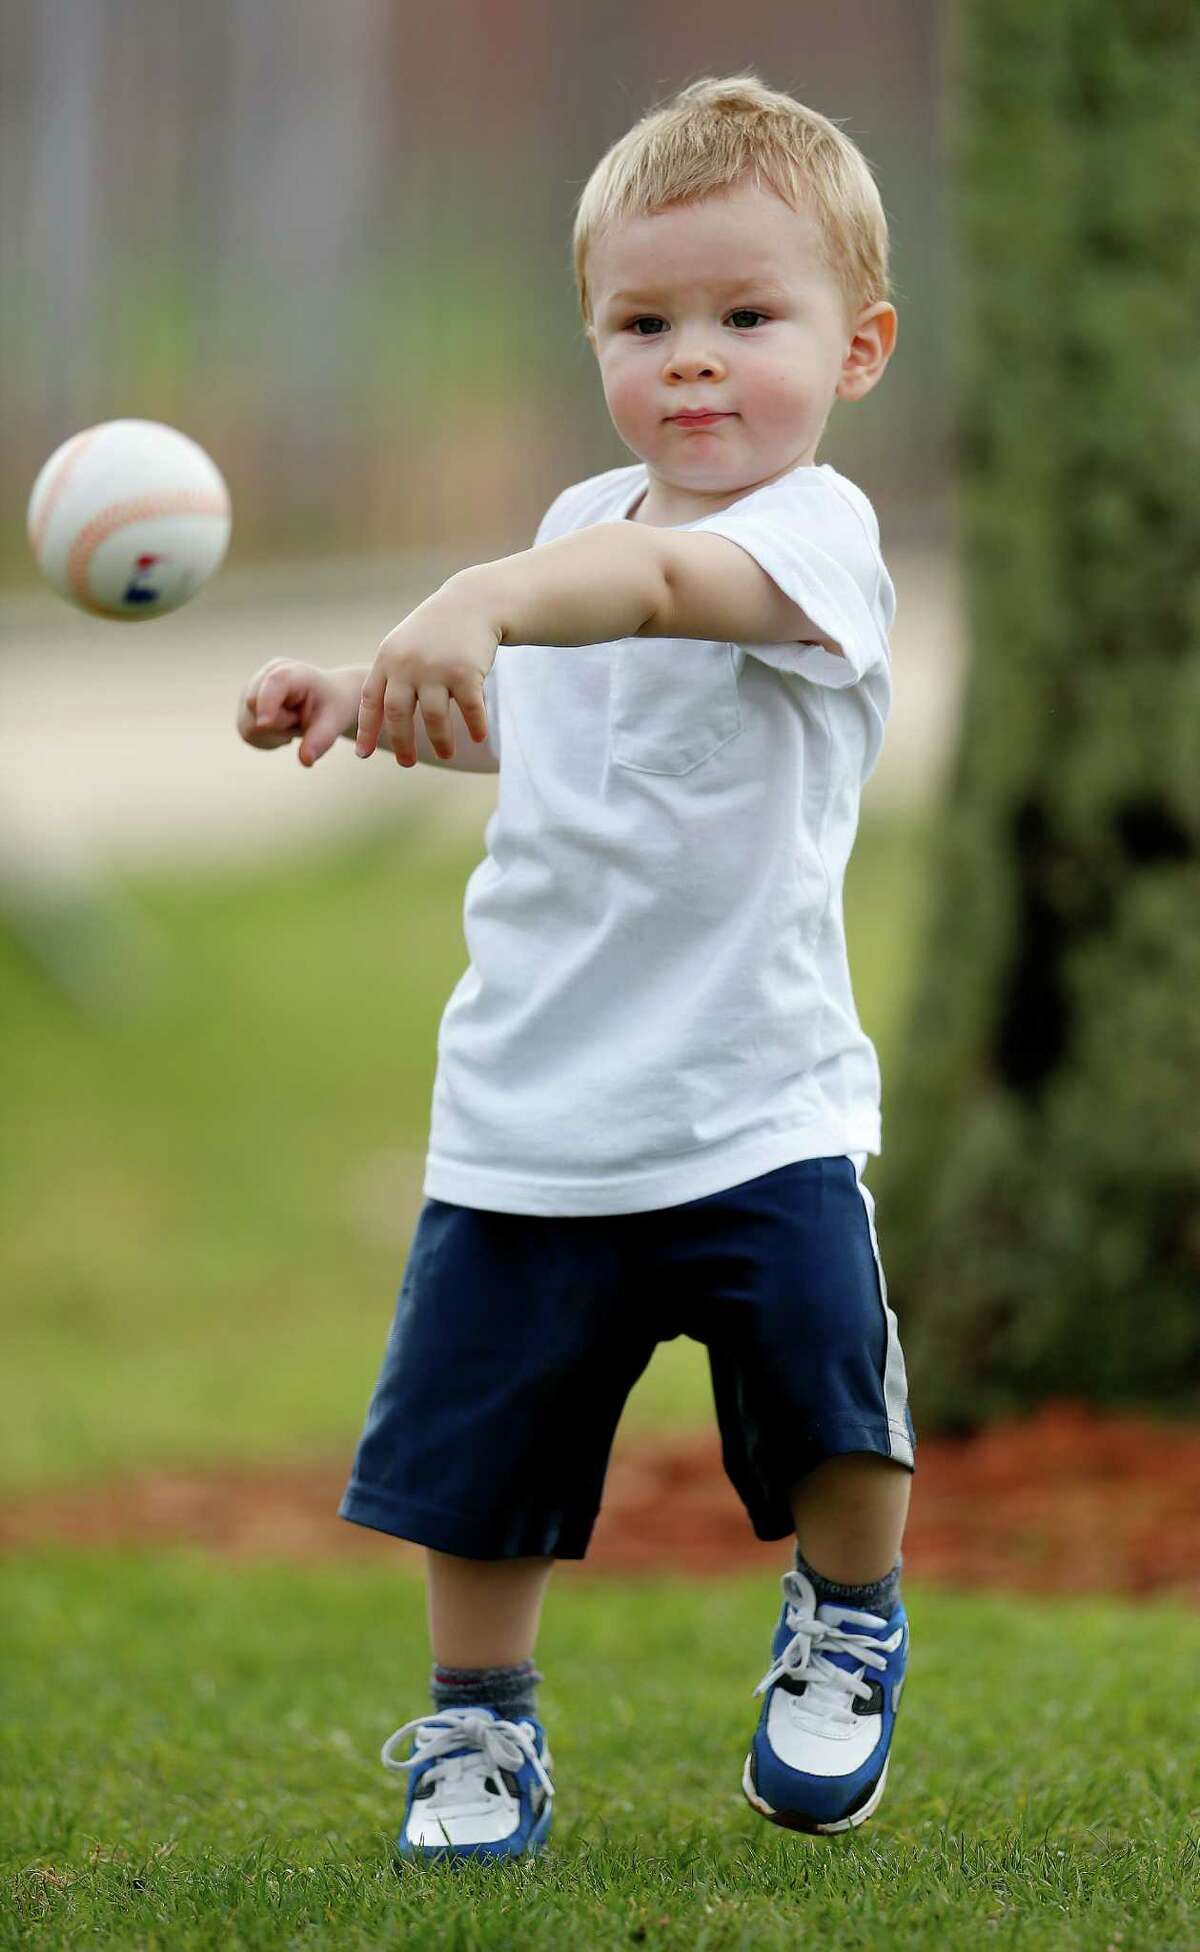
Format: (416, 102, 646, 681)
(0, 544, 963, 890)
(4, 1401, 1197, 1603)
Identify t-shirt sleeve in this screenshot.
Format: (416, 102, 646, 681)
(691, 479, 892, 690)
(532, 482, 587, 549)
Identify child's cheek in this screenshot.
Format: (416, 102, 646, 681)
(604, 363, 652, 430)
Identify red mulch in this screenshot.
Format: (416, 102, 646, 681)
(3, 1400, 1198, 1603)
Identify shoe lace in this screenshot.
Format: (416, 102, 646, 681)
(752, 1571, 898, 1734)
(380, 1707, 555, 1802)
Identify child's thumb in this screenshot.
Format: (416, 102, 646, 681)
(298, 704, 342, 768)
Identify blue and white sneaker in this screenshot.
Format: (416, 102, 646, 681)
(743, 1567, 908, 1834)
(381, 1705, 555, 1861)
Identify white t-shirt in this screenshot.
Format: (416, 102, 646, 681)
(422, 458, 895, 1216)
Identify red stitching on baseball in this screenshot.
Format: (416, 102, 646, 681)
(29, 427, 103, 562)
(66, 490, 231, 613)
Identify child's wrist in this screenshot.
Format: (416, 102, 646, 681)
(331, 664, 372, 739)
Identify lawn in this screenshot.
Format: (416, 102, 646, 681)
(1, 807, 935, 1493)
(4, 1551, 1198, 1951)
(5, 814, 1197, 1949)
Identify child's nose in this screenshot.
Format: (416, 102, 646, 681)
(664, 346, 725, 380)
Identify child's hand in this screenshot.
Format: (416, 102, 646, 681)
(356, 588, 499, 767)
(237, 659, 356, 768)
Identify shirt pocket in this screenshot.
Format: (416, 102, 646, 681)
(608, 639, 744, 776)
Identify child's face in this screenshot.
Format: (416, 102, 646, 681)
(585, 177, 894, 513)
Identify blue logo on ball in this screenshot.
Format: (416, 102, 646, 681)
(124, 553, 164, 605)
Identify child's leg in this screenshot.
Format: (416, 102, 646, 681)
(384, 1550, 558, 1861)
(336, 1196, 648, 1860)
(422, 1550, 555, 1730)
(745, 1452, 913, 1835)
(788, 1451, 912, 1587)
(425, 1549, 555, 1668)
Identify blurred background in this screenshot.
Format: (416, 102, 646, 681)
(1, 0, 963, 1495)
(1, 0, 950, 572)
(6, 8, 1199, 1931)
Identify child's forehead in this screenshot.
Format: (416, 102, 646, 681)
(591, 185, 823, 297)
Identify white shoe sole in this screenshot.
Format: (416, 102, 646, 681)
(741, 1752, 890, 1835)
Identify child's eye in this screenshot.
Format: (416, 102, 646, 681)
(625, 309, 768, 336)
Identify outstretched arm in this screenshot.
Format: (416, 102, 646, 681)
(356, 518, 838, 766)
(454, 522, 664, 648)
(459, 519, 840, 654)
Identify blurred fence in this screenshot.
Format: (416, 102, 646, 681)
(1, 0, 953, 581)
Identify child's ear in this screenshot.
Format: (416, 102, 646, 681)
(836, 304, 897, 403)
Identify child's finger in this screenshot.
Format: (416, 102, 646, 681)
(356, 671, 385, 757)
(418, 683, 455, 762)
(254, 672, 283, 727)
(455, 683, 489, 745)
(248, 658, 290, 726)
(238, 688, 277, 741)
(298, 699, 344, 768)
(257, 669, 305, 727)
(383, 678, 419, 766)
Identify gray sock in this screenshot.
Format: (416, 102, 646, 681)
(793, 1544, 902, 1619)
(430, 1659, 542, 1723)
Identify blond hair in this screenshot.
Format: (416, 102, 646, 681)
(573, 73, 891, 335)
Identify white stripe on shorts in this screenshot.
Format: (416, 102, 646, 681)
(846, 1153, 915, 1468)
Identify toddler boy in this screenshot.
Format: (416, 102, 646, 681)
(241, 71, 916, 1859)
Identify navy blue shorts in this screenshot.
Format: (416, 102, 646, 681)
(337, 1155, 916, 1560)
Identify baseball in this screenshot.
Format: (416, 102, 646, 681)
(26, 418, 232, 621)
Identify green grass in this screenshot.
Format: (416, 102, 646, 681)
(5, 810, 1194, 1947)
(0, 809, 934, 1494)
(3, 1552, 1197, 1950)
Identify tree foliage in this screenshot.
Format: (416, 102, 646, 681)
(878, 0, 1200, 1428)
